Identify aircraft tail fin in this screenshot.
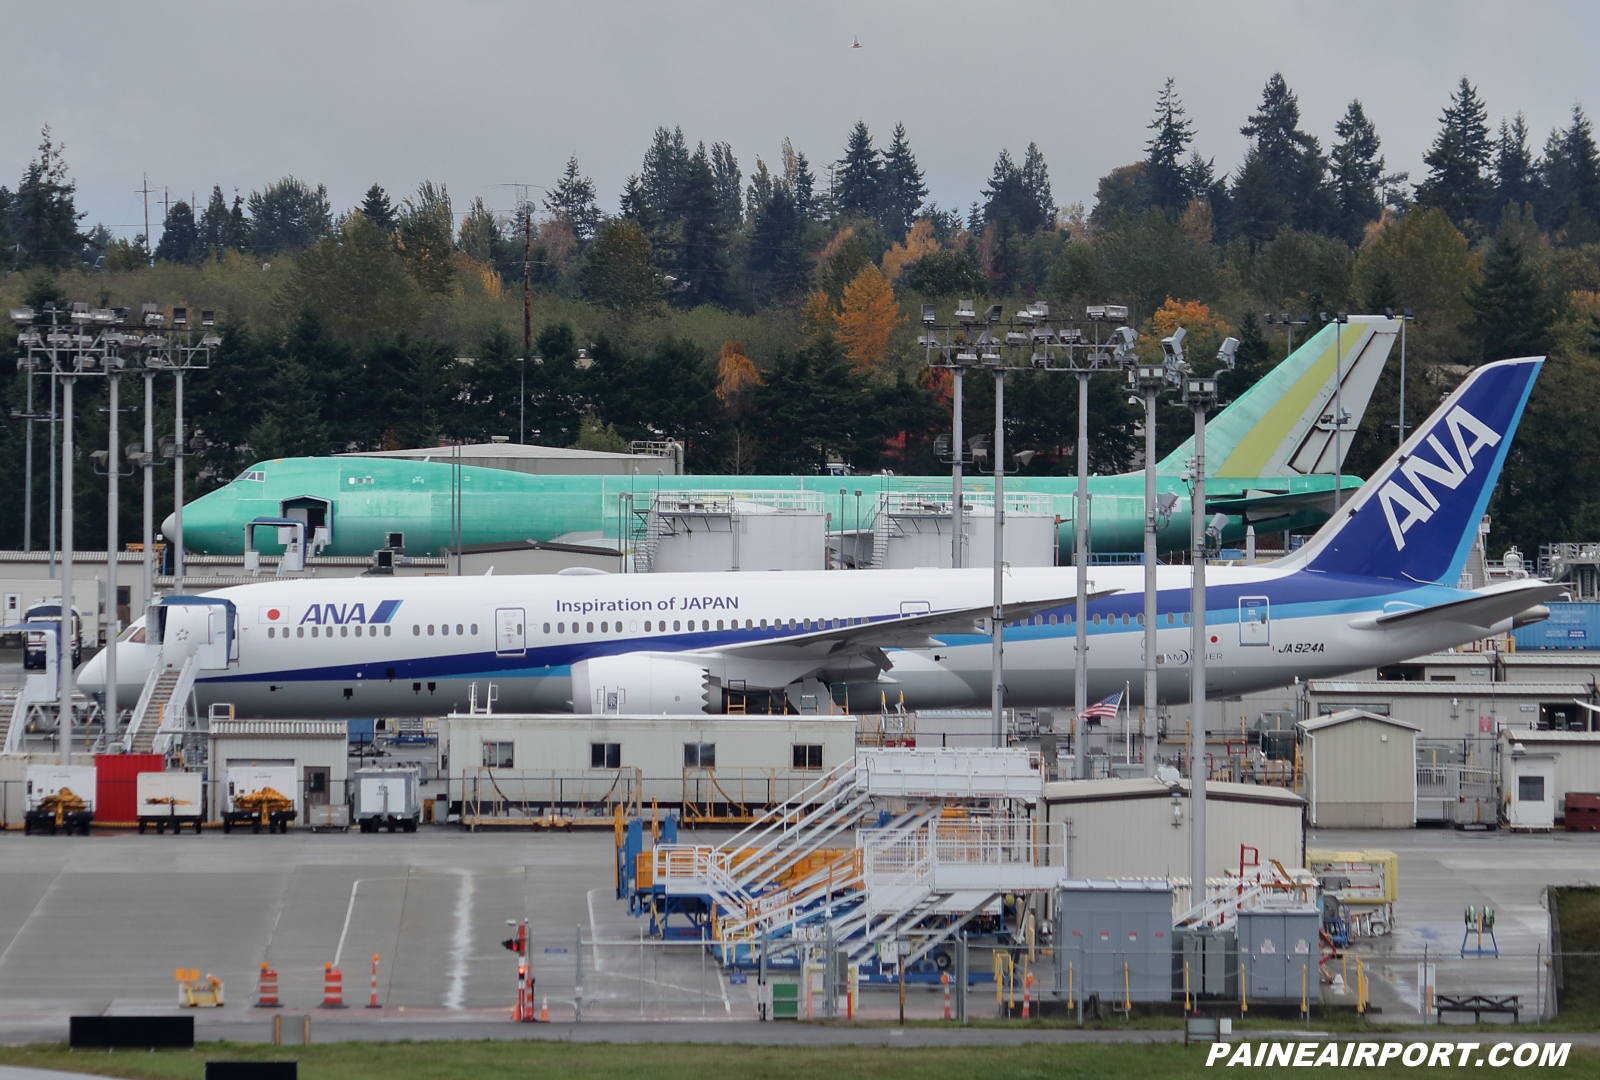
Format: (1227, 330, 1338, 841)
(1291, 356, 1543, 584)
(1158, 317, 1398, 478)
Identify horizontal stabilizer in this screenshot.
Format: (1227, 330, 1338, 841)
(1349, 581, 1569, 632)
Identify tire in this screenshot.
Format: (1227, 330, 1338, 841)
(934, 951, 952, 971)
(138, 821, 147, 834)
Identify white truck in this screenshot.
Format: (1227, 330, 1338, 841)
(222, 766, 298, 833)
(24, 765, 96, 835)
(136, 771, 204, 835)
(354, 766, 421, 833)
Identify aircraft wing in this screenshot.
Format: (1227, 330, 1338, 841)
(718, 590, 1122, 662)
(1350, 581, 1570, 632)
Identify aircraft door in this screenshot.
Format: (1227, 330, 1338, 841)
(495, 608, 526, 657)
(1239, 596, 1270, 646)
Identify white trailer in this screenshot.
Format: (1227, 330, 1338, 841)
(354, 766, 421, 833)
(136, 771, 205, 835)
(24, 765, 96, 835)
(222, 766, 299, 833)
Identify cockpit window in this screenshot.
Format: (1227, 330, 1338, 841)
(233, 470, 266, 483)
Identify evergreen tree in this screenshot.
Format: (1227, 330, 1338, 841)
(982, 147, 1052, 235)
(834, 120, 882, 221)
(1329, 100, 1384, 242)
(544, 155, 602, 243)
(748, 182, 808, 301)
(1145, 78, 1197, 216)
(1542, 105, 1600, 243)
(1235, 74, 1331, 234)
(1494, 113, 1540, 215)
(618, 174, 651, 228)
(1463, 215, 1557, 363)
(197, 186, 244, 256)
(670, 149, 725, 306)
(1414, 77, 1493, 227)
(226, 193, 249, 251)
(248, 176, 332, 256)
(1226, 150, 1290, 248)
(792, 151, 819, 221)
(360, 184, 397, 232)
(1020, 143, 1055, 226)
(153, 200, 198, 263)
(709, 142, 742, 229)
(880, 122, 927, 240)
(11, 127, 84, 268)
(639, 126, 691, 222)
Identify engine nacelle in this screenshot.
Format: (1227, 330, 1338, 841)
(571, 652, 714, 715)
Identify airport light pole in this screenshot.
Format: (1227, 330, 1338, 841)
(1179, 335, 1239, 903)
(1262, 312, 1308, 361)
(1130, 352, 1179, 775)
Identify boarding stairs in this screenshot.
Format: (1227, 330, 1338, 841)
(1176, 862, 1319, 933)
(123, 654, 198, 755)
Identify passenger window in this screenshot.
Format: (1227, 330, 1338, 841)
(557, 622, 565, 633)
(428, 625, 435, 636)
(384, 625, 391, 636)
(601, 621, 608, 633)
(717, 620, 724, 630)
(543, 623, 551, 634)
(674, 620, 681, 631)
(586, 621, 594, 633)
(413, 625, 420, 636)
(441, 624, 449, 636)
(267, 627, 275, 638)
(341, 625, 349, 637)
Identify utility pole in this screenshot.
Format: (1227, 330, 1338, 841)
(1132, 354, 1175, 774)
(105, 357, 122, 744)
(138, 174, 153, 260)
(951, 365, 963, 569)
(992, 364, 1006, 748)
(523, 200, 533, 357)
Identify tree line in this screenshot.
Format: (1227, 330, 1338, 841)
(3, 73, 1600, 559)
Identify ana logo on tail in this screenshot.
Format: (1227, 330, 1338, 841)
(1378, 406, 1502, 550)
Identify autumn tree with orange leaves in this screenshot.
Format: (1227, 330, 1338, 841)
(836, 265, 903, 373)
(715, 339, 762, 415)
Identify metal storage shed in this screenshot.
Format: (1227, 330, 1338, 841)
(207, 719, 349, 824)
(1297, 709, 1421, 828)
(1498, 728, 1600, 820)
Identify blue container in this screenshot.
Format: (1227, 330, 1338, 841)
(1512, 602, 1600, 650)
(347, 718, 376, 745)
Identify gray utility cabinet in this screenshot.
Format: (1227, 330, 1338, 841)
(1173, 927, 1237, 999)
(1236, 905, 1320, 1002)
(1056, 880, 1174, 1003)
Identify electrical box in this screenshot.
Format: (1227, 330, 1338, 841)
(1056, 879, 1174, 1003)
(1236, 904, 1320, 1002)
(1173, 927, 1236, 999)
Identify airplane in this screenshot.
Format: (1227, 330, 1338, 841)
(166, 318, 1399, 562)
(82, 355, 1562, 720)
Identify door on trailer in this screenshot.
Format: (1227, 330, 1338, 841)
(1239, 596, 1270, 646)
(495, 608, 526, 657)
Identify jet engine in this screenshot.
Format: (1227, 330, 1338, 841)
(571, 653, 717, 715)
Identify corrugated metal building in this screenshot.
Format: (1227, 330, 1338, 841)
(1308, 681, 1594, 739)
(1038, 778, 1303, 885)
(207, 719, 348, 822)
(1298, 710, 1420, 828)
(1498, 728, 1600, 817)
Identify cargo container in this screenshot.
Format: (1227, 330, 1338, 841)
(1512, 602, 1600, 650)
(136, 772, 204, 834)
(354, 766, 420, 832)
(95, 753, 165, 824)
(222, 766, 298, 833)
(24, 765, 96, 835)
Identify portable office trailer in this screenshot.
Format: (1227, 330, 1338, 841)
(1308, 680, 1593, 739)
(1038, 778, 1304, 890)
(1502, 741, 1559, 830)
(1298, 710, 1421, 828)
(442, 713, 858, 815)
(135, 772, 204, 834)
(1494, 729, 1600, 820)
(353, 766, 421, 832)
(207, 719, 347, 827)
(1056, 880, 1175, 1003)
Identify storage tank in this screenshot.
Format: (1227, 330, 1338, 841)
(354, 766, 421, 832)
(24, 765, 97, 835)
(136, 772, 204, 834)
(223, 766, 298, 833)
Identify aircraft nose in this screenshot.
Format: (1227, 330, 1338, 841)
(76, 648, 105, 697)
(160, 512, 177, 544)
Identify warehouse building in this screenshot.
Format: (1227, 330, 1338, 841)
(206, 719, 349, 822)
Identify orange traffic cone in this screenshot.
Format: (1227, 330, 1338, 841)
(257, 964, 281, 1008)
(540, 995, 548, 1022)
(321, 962, 346, 1008)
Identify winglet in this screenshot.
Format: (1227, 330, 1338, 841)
(1293, 356, 1543, 584)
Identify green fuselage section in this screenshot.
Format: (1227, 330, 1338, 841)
(178, 457, 1359, 559)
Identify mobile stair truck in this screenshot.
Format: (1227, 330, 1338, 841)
(24, 764, 96, 835)
(222, 766, 298, 833)
(354, 766, 421, 832)
(137, 771, 205, 834)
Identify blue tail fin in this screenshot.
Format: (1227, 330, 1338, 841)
(1299, 356, 1542, 584)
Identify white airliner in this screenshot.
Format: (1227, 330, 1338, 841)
(81, 357, 1562, 719)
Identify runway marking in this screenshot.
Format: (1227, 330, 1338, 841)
(332, 878, 406, 970)
(0, 874, 62, 976)
(444, 870, 473, 1010)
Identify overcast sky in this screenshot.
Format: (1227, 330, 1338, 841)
(6, 0, 1600, 242)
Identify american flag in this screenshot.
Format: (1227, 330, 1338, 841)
(1079, 691, 1123, 720)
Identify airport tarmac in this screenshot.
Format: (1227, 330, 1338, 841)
(0, 823, 1595, 1046)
